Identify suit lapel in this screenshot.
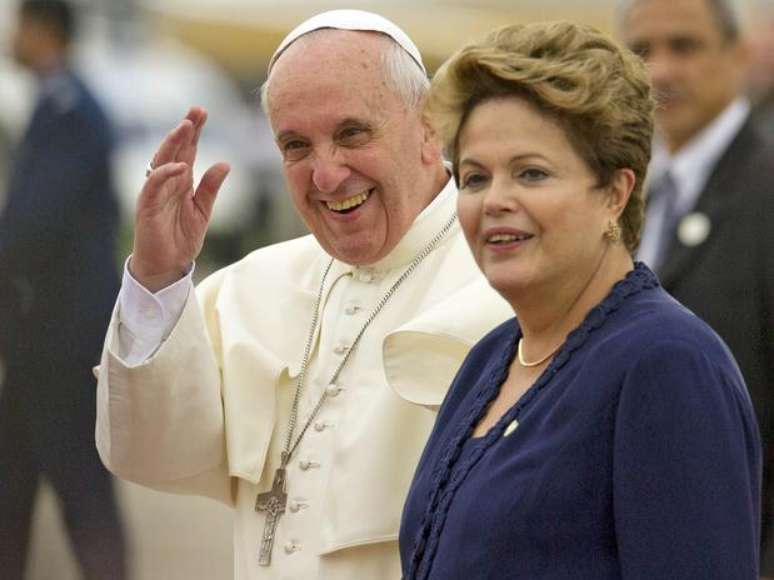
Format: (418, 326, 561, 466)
(659, 120, 759, 288)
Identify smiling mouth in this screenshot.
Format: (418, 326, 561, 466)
(325, 190, 372, 214)
(487, 233, 533, 244)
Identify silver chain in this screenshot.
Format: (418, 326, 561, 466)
(281, 213, 458, 465)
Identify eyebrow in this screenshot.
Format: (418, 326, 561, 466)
(337, 117, 371, 127)
(458, 153, 549, 167)
(275, 129, 302, 143)
(275, 117, 373, 143)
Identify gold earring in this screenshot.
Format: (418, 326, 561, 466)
(604, 220, 622, 244)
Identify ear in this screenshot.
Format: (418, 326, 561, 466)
(419, 113, 444, 166)
(607, 168, 636, 220)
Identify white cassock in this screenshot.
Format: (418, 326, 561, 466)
(95, 179, 512, 579)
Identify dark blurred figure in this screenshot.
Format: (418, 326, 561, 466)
(617, 0, 774, 575)
(0, 1, 127, 579)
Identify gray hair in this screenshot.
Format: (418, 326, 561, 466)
(615, 0, 743, 42)
(259, 29, 429, 116)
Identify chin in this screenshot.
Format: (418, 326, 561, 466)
(483, 259, 541, 295)
(483, 271, 526, 296)
(328, 240, 382, 266)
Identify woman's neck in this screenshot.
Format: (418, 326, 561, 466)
(510, 248, 634, 361)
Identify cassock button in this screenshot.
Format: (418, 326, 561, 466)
(314, 421, 327, 432)
(299, 460, 311, 471)
(284, 541, 298, 554)
(345, 304, 359, 315)
(289, 499, 307, 512)
(358, 270, 374, 283)
(333, 344, 349, 355)
(325, 385, 341, 397)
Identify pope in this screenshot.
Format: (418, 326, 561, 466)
(95, 9, 511, 579)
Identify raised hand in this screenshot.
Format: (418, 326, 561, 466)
(130, 107, 230, 292)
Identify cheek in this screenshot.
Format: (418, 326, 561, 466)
(456, 197, 481, 247)
(554, 207, 605, 251)
(359, 152, 395, 193)
(692, 58, 725, 90)
(284, 165, 312, 206)
(533, 203, 583, 246)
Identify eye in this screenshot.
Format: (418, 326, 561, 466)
(669, 36, 702, 56)
(336, 125, 372, 147)
(280, 139, 310, 161)
(518, 167, 549, 183)
(629, 42, 650, 60)
(460, 171, 489, 191)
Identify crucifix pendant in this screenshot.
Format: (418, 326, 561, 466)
(255, 462, 288, 566)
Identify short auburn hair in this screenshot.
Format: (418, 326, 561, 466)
(426, 21, 655, 252)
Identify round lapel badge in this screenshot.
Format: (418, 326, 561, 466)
(678, 212, 711, 247)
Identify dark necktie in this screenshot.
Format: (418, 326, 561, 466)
(649, 171, 681, 274)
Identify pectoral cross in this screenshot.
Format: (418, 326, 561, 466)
(255, 461, 288, 566)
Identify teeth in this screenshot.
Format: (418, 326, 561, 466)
(490, 234, 517, 243)
(326, 191, 370, 212)
(488, 233, 528, 243)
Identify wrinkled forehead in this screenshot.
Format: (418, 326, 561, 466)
(265, 31, 402, 132)
(267, 30, 392, 101)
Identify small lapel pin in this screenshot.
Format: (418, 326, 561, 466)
(503, 419, 519, 438)
(678, 212, 711, 247)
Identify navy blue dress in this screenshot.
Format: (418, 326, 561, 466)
(400, 264, 761, 579)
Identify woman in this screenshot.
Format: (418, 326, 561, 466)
(400, 21, 761, 579)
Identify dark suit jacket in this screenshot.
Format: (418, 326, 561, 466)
(0, 69, 119, 367)
(657, 117, 774, 571)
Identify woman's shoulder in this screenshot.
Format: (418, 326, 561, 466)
(604, 286, 750, 409)
(573, 263, 731, 360)
(613, 285, 735, 362)
(567, 264, 745, 392)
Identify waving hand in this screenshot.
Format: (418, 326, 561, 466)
(130, 107, 230, 292)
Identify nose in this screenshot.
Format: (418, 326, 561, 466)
(645, 49, 679, 91)
(311, 149, 352, 194)
(482, 179, 519, 216)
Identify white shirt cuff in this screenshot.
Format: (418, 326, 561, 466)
(116, 257, 194, 365)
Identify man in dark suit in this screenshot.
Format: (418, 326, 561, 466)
(618, 0, 774, 575)
(0, 2, 127, 578)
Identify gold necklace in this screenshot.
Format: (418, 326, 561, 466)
(517, 338, 561, 368)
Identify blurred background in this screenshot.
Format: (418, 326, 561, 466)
(0, 0, 770, 578)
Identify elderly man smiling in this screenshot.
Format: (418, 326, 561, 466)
(94, 9, 510, 580)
